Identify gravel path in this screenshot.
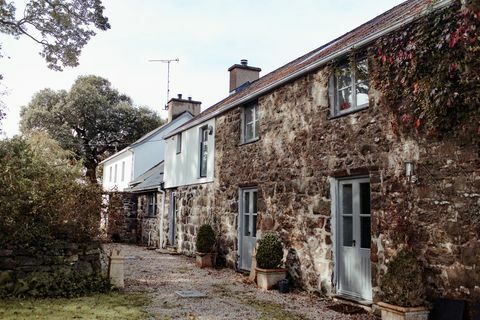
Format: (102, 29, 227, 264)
(105, 244, 377, 320)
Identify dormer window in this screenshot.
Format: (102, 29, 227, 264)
(330, 57, 369, 117)
(242, 101, 259, 143)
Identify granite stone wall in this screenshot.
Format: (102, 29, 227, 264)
(137, 193, 161, 247)
(105, 192, 138, 243)
(166, 66, 479, 303)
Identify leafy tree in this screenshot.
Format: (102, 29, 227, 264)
(20, 75, 164, 182)
(0, 0, 110, 71)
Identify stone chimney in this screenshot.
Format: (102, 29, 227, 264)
(167, 94, 201, 123)
(228, 59, 261, 93)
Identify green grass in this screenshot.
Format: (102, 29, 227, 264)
(0, 292, 150, 320)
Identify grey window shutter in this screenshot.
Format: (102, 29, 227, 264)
(328, 73, 336, 117)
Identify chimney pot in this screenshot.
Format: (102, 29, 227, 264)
(241, 59, 248, 66)
(188, 96, 192, 101)
(177, 93, 182, 99)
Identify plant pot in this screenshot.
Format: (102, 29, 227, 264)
(255, 267, 287, 290)
(377, 301, 429, 320)
(196, 252, 216, 268)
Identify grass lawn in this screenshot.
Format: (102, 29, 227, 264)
(0, 292, 149, 320)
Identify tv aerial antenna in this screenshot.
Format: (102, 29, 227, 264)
(148, 58, 179, 109)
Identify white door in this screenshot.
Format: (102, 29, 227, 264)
(239, 188, 257, 271)
(337, 178, 372, 301)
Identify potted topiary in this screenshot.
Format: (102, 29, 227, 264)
(255, 233, 287, 290)
(195, 224, 216, 268)
(377, 249, 429, 320)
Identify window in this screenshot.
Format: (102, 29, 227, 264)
(330, 57, 369, 116)
(147, 193, 157, 217)
(199, 126, 208, 177)
(109, 166, 112, 182)
(114, 164, 118, 183)
(121, 161, 125, 182)
(176, 133, 182, 154)
(242, 102, 259, 143)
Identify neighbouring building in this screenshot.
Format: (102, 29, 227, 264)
(162, 0, 478, 311)
(101, 95, 201, 243)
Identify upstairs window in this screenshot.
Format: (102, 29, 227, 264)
(330, 57, 369, 117)
(147, 193, 157, 217)
(242, 102, 259, 143)
(114, 164, 118, 183)
(121, 161, 125, 181)
(199, 126, 209, 177)
(109, 166, 112, 182)
(176, 133, 182, 154)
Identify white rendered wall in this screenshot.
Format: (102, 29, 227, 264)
(102, 151, 133, 192)
(132, 113, 192, 179)
(164, 118, 215, 188)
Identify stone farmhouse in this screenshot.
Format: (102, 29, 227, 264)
(101, 96, 201, 244)
(158, 0, 478, 306)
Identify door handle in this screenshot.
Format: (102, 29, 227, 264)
(352, 240, 356, 247)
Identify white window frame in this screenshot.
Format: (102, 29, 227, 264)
(121, 161, 125, 182)
(242, 102, 259, 143)
(176, 133, 182, 154)
(330, 57, 369, 117)
(109, 166, 112, 182)
(147, 193, 157, 217)
(199, 126, 208, 178)
(114, 164, 118, 183)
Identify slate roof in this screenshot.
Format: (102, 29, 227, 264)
(165, 0, 451, 138)
(126, 161, 164, 193)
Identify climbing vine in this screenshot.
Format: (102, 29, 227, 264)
(368, 0, 480, 141)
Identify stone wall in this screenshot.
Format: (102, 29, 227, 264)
(137, 193, 161, 247)
(0, 242, 103, 282)
(166, 64, 479, 303)
(105, 192, 138, 243)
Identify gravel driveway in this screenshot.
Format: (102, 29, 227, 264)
(105, 244, 377, 320)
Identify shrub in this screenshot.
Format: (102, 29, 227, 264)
(195, 224, 215, 253)
(0, 135, 103, 249)
(256, 233, 283, 269)
(380, 249, 426, 307)
(0, 270, 111, 298)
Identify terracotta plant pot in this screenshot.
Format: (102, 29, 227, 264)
(255, 267, 287, 290)
(196, 252, 216, 268)
(377, 301, 429, 320)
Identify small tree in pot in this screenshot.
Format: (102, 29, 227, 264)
(195, 224, 216, 268)
(255, 233, 287, 290)
(378, 249, 429, 320)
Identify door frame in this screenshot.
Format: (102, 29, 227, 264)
(237, 187, 257, 271)
(168, 192, 177, 247)
(331, 175, 372, 301)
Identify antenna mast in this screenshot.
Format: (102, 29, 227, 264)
(148, 58, 179, 109)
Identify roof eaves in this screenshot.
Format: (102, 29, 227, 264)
(164, 0, 452, 139)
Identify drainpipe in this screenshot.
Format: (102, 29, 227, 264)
(158, 187, 166, 249)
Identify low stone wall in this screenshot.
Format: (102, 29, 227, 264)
(0, 242, 103, 282)
(137, 193, 161, 247)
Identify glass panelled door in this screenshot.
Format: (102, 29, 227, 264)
(337, 178, 372, 300)
(239, 188, 257, 271)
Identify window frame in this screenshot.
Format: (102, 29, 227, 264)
(147, 193, 157, 217)
(121, 161, 125, 182)
(330, 56, 369, 117)
(114, 164, 118, 183)
(199, 126, 209, 178)
(109, 166, 112, 182)
(176, 133, 182, 154)
(241, 101, 259, 144)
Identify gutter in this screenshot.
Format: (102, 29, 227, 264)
(158, 187, 166, 249)
(165, 0, 452, 139)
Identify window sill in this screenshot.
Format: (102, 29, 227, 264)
(239, 137, 260, 146)
(328, 106, 369, 120)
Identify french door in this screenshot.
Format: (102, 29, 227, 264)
(239, 188, 257, 271)
(337, 178, 372, 301)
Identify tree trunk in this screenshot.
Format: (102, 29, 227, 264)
(85, 161, 98, 183)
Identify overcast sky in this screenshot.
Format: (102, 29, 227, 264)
(1, 0, 404, 138)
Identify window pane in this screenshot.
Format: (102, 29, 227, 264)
(356, 81, 369, 107)
(200, 142, 208, 177)
(361, 217, 371, 248)
(244, 192, 250, 214)
(252, 215, 257, 237)
(343, 216, 353, 246)
(245, 106, 253, 124)
(177, 134, 182, 153)
(360, 183, 370, 215)
(356, 58, 368, 82)
(342, 184, 353, 215)
(244, 214, 250, 236)
(245, 123, 254, 141)
(252, 191, 257, 213)
(337, 66, 352, 89)
(121, 162, 125, 181)
(254, 118, 259, 139)
(338, 87, 353, 111)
